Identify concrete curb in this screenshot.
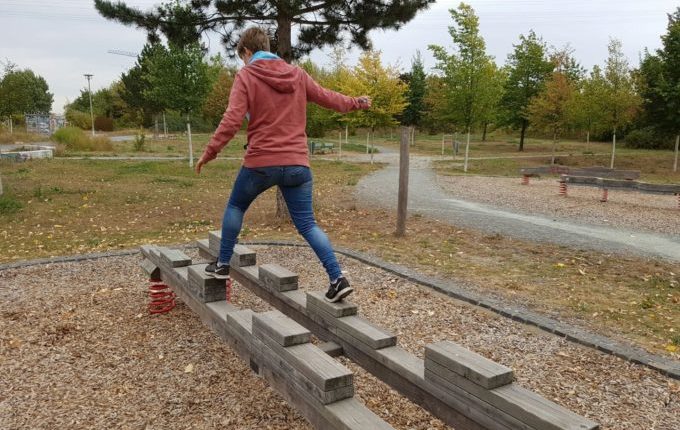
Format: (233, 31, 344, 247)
(1, 240, 678, 381)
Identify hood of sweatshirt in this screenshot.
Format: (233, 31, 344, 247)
(243, 59, 301, 94)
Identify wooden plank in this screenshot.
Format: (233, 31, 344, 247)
(307, 291, 358, 317)
(259, 263, 299, 292)
(258, 337, 355, 405)
(140, 244, 160, 260)
(253, 310, 312, 347)
(258, 330, 354, 392)
(159, 247, 192, 267)
(186, 264, 226, 303)
(231, 244, 257, 267)
(318, 342, 344, 358)
(329, 315, 397, 350)
(281, 290, 307, 311)
(139, 258, 160, 279)
(425, 341, 514, 389)
(325, 398, 395, 430)
(425, 360, 598, 430)
(208, 230, 221, 252)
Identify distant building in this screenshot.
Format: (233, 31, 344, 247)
(25, 113, 66, 135)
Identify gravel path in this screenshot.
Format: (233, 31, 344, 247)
(354, 148, 680, 261)
(1, 246, 678, 429)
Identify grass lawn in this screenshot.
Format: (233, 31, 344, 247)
(0, 157, 678, 357)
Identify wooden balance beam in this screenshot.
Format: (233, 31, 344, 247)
(560, 175, 680, 206)
(171, 232, 598, 430)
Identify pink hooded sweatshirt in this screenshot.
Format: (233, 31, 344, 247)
(202, 56, 367, 168)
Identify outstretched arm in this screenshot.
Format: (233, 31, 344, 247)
(304, 72, 371, 113)
(196, 74, 248, 174)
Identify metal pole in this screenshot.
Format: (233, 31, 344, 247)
(84, 74, 95, 136)
(463, 128, 471, 173)
(610, 128, 616, 169)
(674, 134, 679, 173)
(338, 131, 342, 160)
(396, 126, 410, 237)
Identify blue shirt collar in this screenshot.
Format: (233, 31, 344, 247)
(248, 51, 280, 64)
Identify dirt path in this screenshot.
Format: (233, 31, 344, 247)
(353, 147, 680, 261)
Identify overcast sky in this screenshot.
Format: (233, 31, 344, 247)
(1, 0, 677, 114)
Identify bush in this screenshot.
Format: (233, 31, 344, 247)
(94, 116, 114, 132)
(51, 126, 113, 152)
(0, 194, 22, 215)
(65, 109, 91, 130)
(133, 133, 145, 151)
(624, 127, 674, 150)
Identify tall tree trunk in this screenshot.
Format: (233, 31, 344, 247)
(463, 126, 471, 173)
(482, 122, 488, 142)
(154, 114, 159, 138)
(163, 111, 168, 137)
(274, 17, 293, 220)
(519, 120, 527, 151)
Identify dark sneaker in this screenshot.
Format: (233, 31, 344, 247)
(325, 277, 353, 303)
(205, 262, 230, 279)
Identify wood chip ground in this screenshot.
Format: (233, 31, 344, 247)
(1, 247, 678, 429)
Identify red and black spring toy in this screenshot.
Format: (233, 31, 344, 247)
(148, 280, 176, 314)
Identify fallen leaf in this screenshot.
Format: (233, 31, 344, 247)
(184, 363, 194, 373)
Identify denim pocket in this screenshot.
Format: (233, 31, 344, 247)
(283, 166, 311, 187)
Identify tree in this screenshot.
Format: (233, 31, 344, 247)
(499, 30, 554, 151)
(568, 66, 607, 145)
(334, 50, 407, 160)
(602, 38, 640, 168)
(402, 51, 427, 129)
(527, 71, 573, 164)
(429, 2, 494, 170)
(144, 41, 211, 167)
(476, 62, 506, 141)
(638, 9, 680, 170)
(95, 0, 435, 63)
(202, 66, 236, 127)
(0, 63, 53, 132)
(120, 43, 169, 131)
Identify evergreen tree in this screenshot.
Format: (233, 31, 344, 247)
(120, 43, 169, 127)
(402, 51, 426, 127)
(499, 31, 554, 151)
(94, 0, 435, 62)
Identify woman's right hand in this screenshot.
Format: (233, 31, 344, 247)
(357, 96, 372, 108)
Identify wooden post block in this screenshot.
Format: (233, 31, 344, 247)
(230, 244, 257, 267)
(318, 342, 344, 358)
(140, 244, 159, 259)
(307, 291, 358, 317)
(196, 239, 213, 259)
(332, 315, 397, 350)
(208, 230, 221, 253)
(425, 362, 598, 430)
(259, 263, 298, 292)
(139, 259, 160, 280)
(187, 264, 226, 303)
(257, 331, 353, 392)
(425, 341, 514, 389)
(253, 310, 312, 347)
(159, 248, 192, 267)
(257, 342, 355, 405)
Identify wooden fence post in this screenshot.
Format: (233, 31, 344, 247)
(396, 127, 410, 237)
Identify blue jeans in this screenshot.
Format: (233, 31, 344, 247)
(219, 166, 342, 281)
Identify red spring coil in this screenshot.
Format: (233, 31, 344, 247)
(148, 281, 176, 314)
(521, 175, 530, 185)
(225, 278, 233, 303)
(600, 188, 609, 203)
(559, 181, 568, 196)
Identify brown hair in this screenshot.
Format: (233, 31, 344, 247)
(237, 27, 270, 58)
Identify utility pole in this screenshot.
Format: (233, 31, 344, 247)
(84, 74, 95, 136)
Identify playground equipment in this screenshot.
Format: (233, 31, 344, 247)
(138, 232, 599, 430)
